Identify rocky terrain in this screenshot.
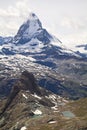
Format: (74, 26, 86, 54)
(0, 13, 87, 100)
(0, 71, 68, 129)
(0, 54, 87, 99)
(0, 71, 87, 130)
(0, 13, 87, 130)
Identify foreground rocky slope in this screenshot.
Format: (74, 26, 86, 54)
(0, 71, 87, 130)
(0, 71, 68, 130)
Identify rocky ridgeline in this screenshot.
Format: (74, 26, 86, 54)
(0, 71, 69, 130)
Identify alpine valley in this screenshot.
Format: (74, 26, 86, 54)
(0, 13, 87, 130)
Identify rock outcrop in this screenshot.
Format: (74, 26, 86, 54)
(0, 71, 42, 116)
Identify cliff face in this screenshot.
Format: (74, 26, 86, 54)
(19, 71, 41, 94)
(0, 71, 54, 129)
(0, 71, 42, 116)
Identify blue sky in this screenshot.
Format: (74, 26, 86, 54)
(0, 0, 87, 46)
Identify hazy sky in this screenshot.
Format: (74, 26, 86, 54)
(0, 0, 87, 46)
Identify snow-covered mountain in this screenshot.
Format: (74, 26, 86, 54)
(0, 13, 87, 100)
(13, 13, 53, 45)
(0, 13, 87, 59)
(0, 13, 78, 58)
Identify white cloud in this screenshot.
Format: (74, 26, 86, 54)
(0, 0, 31, 36)
(60, 31, 87, 49)
(0, 6, 19, 17)
(61, 17, 87, 31)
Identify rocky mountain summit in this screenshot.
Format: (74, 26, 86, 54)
(13, 13, 53, 45)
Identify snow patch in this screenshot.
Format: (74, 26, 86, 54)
(51, 41, 63, 48)
(22, 93, 28, 99)
(32, 93, 42, 99)
(17, 38, 44, 53)
(33, 109, 42, 115)
(63, 99, 69, 103)
(49, 121, 57, 124)
(51, 106, 58, 111)
(23, 13, 42, 38)
(28, 57, 36, 61)
(49, 94, 56, 101)
(20, 126, 27, 130)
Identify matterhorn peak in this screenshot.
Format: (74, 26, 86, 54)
(27, 12, 39, 20)
(13, 12, 44, 44)
(24, 12, 42, 28)
(13, 12, 53, 45)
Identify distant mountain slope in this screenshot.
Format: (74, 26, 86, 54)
(0, 13, 87, 100)
(0, 36, 12, 45)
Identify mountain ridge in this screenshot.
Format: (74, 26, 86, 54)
(0, 13, 79, 59)
(0, 12, 87, 100)
(0, 13, 87, 58)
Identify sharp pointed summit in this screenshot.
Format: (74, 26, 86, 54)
(0, 12, 78, 58)
(13, 12, 53, 45)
